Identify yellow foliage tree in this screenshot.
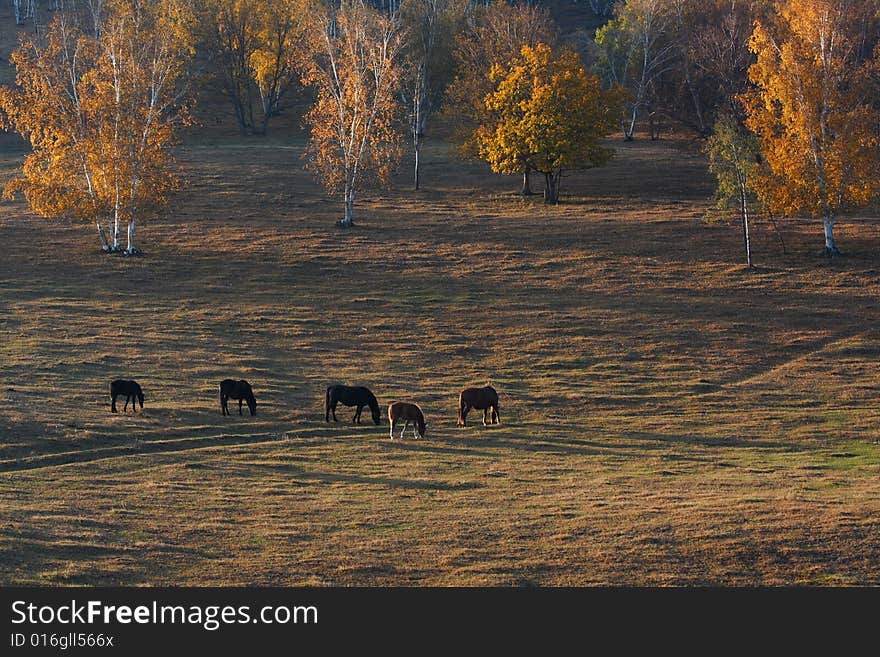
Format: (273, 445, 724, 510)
(301, 0, 404, 227)
(743, 0, 880, 256)
(0, 0, 195, 254)
(201, 0, 307, 136)
(445, 0, 555, 195)
(249, 0, 308, 135)
(477, 43, 621, 204)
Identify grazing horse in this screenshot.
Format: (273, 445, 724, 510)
(110, 379, 144, 413)
(220, 379, 257, 416)
(458, 386, 499, 427)
(325, 385, 381, 425)
(388, 401, 426, 440)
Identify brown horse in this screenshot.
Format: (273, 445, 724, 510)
(458, 386, 499, 426)
(388, 401, 426, 440)
(220, 379, 257, 416)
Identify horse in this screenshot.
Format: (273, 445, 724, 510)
(388, 401, 426, 440)
(220, 379, 257, 416)
(325, 385, 381, 425)
(458, 385, 499, 426)
(110, 379, 144, 413)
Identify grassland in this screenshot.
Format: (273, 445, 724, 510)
(2, 128, 880, 586)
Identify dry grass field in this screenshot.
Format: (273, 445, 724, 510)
(1, 4, 880, 587)
(2, 130, 880, 586)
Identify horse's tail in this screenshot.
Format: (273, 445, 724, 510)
(457, 391, 465, 425)
(325, 386, 332, 421)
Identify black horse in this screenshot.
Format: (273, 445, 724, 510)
(220, 379, 257, 416)
(110, 379, 144, 413)
(325, 385, 381, 425)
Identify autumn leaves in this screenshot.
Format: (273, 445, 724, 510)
(478, 45, 622, 204)
(0, 1, 878, 256)
(0, 0, 195, 254)
(742, 0, 880, 257)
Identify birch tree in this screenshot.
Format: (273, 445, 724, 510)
(302, 0, 404, 227)
(0, 0, 195, 254)
(594, 0, 677, 140)
(399, 0, 457, 190)
(588, 0, 617, 16)
(743, 0, 880, 256)
(705, 112, 760, 267)
(13, 0, 36, 25)
(201, 0, 307, 136)
(249, 0, 308, 135)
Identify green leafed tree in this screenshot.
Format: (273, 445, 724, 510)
(704, 112, 761, 267)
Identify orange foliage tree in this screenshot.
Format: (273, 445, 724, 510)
(477, 43, 621, 204)
(0, 0, 195, 254)
(301, 0, 404, 227)
(743, 0, 880, 256)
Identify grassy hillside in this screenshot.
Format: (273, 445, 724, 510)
(2, 3, 880, 586)
(2, 132, 880, 585)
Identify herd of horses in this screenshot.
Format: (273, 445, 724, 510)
(110, 379, 500, 439)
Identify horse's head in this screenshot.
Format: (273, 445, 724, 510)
(137, 390, 145, 410)
(247, 394, 257, 416)
(417, 417, 427, 439)
(370, 405, 381, 425)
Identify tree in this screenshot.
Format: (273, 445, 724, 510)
(705, 112, 761, 267)
(13, 0, 36, 26)
(200, 0, 307, 136)
(588, 0, 617, 17)
(249, 0, 307, 135)
(742, 0, 880, 256)
(201, 0, 260, 135)
(477, 43, 620, 204)
(301, 0, 404, 227)
(0, 0, 195, 254)
(594, 0, 677, 140)
(399, 0, 458, 190)
(444, 0, 555, 195)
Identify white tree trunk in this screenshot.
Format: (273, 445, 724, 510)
(126, 218, 136, 254)
(823, 217, 838, 256)
(740, 185, 753, 268)
(112, 211, 120, 251)
(414, 142, 420, 191)
(341, 185, 355, 227)
(97, 220, 110, 252)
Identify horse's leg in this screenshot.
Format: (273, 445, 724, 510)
(461, 404, 470, 426)
(238, 399, 243, 415)
(389, 418, 395, 440)
(111, 394, 118, 413)
(221, 395, 228, 416)
(401, 420, 409, 440)
(124, 395, 130, 412)
(332, 403, 338, 422)
(412, 422, 420, 439)
(493, 404, 500, 424)
(354, 405, 362, 424)
(483, 408, 489, 426)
